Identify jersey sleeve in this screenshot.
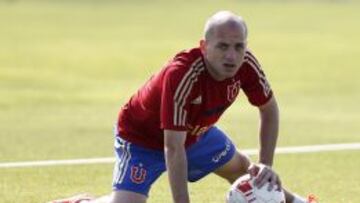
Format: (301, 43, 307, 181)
(160, 65, 191, 131)
(241, 52, 273, 106)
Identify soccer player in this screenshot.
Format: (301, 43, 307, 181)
(50, 11, 316, 203)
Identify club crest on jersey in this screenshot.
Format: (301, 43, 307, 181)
(227, 80, 241, 102)
(130, 164, 147, 184)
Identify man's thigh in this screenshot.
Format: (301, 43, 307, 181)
(112, 136, 166, 197)
(186, 126, 237, 182)
(109, 190, 147, 203)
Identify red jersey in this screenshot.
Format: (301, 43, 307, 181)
(117, 47, 272, 150)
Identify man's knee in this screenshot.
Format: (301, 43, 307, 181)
(110, 190, 147, 203)
(214, 149, 252, 183)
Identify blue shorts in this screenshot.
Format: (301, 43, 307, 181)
(112, 126, 236, 196)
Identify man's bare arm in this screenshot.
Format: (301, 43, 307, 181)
(164, 129, 190, 203)
(258, 96, 279, 166)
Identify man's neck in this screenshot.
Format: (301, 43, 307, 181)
(204, 59, 226, 81)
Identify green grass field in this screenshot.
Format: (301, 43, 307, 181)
(1, 0, 360, 202)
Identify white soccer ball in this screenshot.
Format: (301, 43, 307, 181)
(226, 174, 285, 203)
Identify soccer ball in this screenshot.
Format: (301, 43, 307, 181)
(226, 174, 285, 203)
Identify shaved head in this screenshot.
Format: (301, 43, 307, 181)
(200, 11, 248, 81)
(203, 11, 247, 41)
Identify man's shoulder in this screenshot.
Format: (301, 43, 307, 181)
(165, 47, 206, 76)
(240, 48, 262, 74)
(174, 47, 203, 61)
(243, 48, 260, 67)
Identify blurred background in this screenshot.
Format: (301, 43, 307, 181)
(0, 0, 359, 202)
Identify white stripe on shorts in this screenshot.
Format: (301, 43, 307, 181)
(116, 141, 132, 184)
(114, 138, 132, 185)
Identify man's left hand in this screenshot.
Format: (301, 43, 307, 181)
(248, 163, 282, 191)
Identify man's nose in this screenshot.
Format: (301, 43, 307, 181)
(225, 49, 237, 61)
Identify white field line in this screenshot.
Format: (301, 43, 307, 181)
(1, 143, 359, 169)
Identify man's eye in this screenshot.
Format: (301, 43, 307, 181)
(235, 44, 245, 51)
(218, 44, 228, 50)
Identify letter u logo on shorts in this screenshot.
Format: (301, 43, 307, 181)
(130, 165, 147, 184)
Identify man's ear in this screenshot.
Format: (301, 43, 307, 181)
(199, 39, 206, 54)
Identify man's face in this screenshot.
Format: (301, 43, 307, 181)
(201, 24, 247, 80)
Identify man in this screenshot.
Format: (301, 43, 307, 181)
(51, 11, 316, 203)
